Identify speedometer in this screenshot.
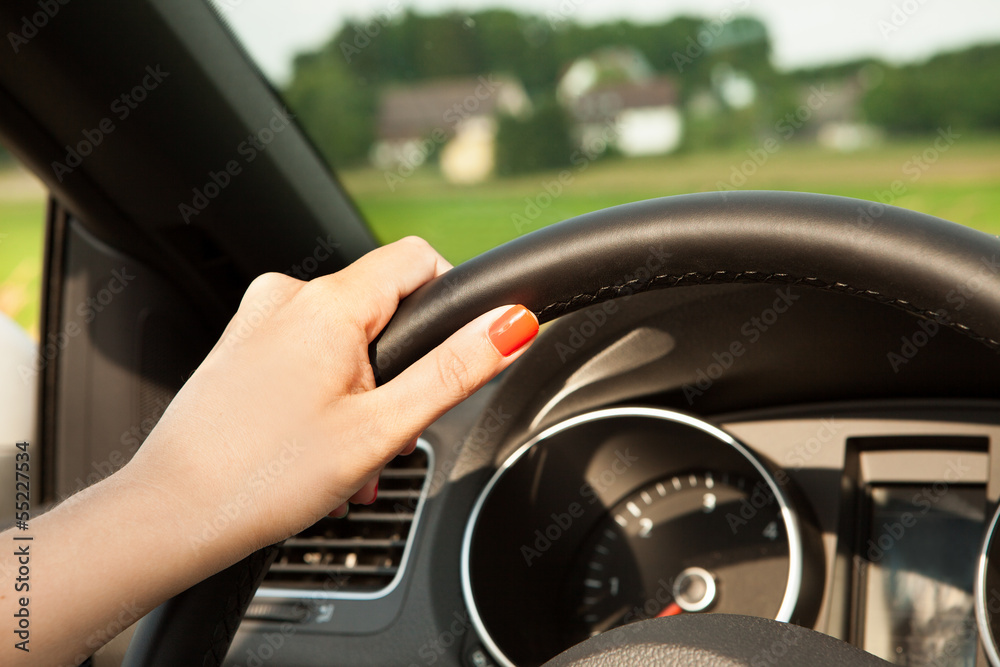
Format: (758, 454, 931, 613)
(564, 470, 790, 644)
(462, 407, 823, 667)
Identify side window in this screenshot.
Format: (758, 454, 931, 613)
(0, 141, 45, 339)
(0, 140, 46, 525)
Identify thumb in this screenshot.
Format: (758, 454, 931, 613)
(367, 304, 538, 439)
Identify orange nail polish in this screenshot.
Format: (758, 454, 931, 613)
(488, 305, 538, 357)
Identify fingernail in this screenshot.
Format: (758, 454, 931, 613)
(329, 503, 349, 519)
(488, 305, 538, 357)
(367, 481, 379, 505)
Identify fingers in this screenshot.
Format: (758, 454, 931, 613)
(319, 237, 453, 341)
(349, 474, 379, 505)
(365, 305, 538, 446)
(204, 272, 301, 361)
(400, 436, 419, 456)
(327, 474, 377, 519)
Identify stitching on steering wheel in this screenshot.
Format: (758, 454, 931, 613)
(534, 270, 1000, 351)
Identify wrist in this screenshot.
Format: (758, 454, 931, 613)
(117, 447, 244, 574)
(120, 430, 277, 571)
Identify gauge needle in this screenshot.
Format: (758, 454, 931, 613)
(656, 602, 683, 618)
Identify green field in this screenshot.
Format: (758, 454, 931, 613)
(345, 138, 1000, 263)
(3, 138, 1000, 340)
(0, 192, 45, 340)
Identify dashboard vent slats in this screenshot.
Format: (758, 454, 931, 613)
(260, 446, 431, 596)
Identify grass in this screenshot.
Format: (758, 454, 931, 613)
(346, 137, 1000, 263)
(0, 168, 45, 339)
(3, 137, 1000, 339)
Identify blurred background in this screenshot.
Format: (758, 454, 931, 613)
(3, 0, 1000, 339)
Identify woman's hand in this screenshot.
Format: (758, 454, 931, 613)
(126, 236, 538, 563)
(1, 236, 537, 667)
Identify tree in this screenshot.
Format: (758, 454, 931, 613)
(494, 99, 574, 175)
(283, 50, 375, 166)
(863, 44, 1000, 134)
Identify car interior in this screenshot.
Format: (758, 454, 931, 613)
(2, 1, 1000, 665)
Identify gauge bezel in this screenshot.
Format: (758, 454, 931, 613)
(976, 502, 1000, 666)
(460, 406, 806, 667)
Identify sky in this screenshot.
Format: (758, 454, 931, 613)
(212, 0, 1000, 85)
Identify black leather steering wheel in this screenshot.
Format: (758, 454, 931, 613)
(539, 614, 892, 666)
(123, 191, 1000, 666)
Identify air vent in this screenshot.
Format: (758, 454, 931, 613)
(258, 442, 432, 598)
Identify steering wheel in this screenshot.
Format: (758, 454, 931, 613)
(123, 191, 1000, 666)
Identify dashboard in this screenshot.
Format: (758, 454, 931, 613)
(462, 405, 998, 666)
(231, 283, 1000, 666)
(463, 406, 815, 666)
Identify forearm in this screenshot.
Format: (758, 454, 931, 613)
(0, 239, 536, 665)
(0, 457, 245, 666)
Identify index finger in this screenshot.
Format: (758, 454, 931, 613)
(315, 236, 453, 341)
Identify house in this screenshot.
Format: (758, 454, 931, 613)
(559, 50, 683, 157)
(373, 76, 530, 184)
(812, 68, 884, 152)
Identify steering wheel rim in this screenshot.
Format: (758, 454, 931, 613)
(124, 190, 1000, 666)
(371, 190, 1000, 383)
(539, 614, 893, 667)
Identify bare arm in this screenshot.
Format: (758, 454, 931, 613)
(0, 237, 538, 666)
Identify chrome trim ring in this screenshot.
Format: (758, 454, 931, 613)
(976, 502, 1000, 666)
(460, 407, 805, 667)
(673, 566, 717, 613)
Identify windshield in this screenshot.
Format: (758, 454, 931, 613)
(210, 1, 1000, 265)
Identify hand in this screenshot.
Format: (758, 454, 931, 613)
(1, 236, 539, 667)
(124, 236, 538, 562)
